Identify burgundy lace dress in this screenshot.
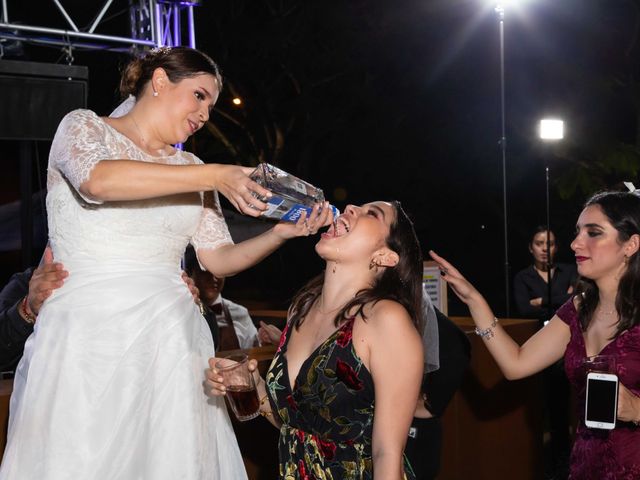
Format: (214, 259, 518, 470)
(556, 300, 640, 480)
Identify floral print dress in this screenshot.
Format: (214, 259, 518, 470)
(266, 316, 416, 480)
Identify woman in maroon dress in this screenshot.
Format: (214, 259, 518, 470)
(431, 190, 640, 480)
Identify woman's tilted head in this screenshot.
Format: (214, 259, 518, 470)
(292, 201, 424, 331)
(573, 191, 640, 335)
(119, 47, 222, 143)
(120, 46, 223, 99)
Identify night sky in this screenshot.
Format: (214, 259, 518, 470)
(1, 0, 638, 316)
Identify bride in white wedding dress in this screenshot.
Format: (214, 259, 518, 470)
(0, 47, 332, 480)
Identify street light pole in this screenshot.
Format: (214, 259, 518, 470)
(539, 118, 565, 321)
(496, 3, 510, 316)
(545, 165, 552, 320)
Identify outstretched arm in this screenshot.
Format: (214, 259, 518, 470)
(198, 202, 333, 277)
(51, 111, 271, 216)
(429, 251, 570, 380)
(81, 162, 270, 217)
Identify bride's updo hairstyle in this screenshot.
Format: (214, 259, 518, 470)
(119, 46, 223, 99)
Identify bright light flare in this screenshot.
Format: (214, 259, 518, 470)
(539, 119, 564, 141)
(493, 0, 535, 7)
(232, 97, 242, 106)
(492, 0, 537, 17)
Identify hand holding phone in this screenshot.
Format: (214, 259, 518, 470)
(585, 372, 618, 430)
(617, 383, 640, 424)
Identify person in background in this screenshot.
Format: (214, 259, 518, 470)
(514, 226, 577, 324)
(430, 190, 640, 480)
(514, 226, 577, 479)
(184, 246, 259, 350)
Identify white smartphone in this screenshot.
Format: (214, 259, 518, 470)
(585, 372, 618, 430)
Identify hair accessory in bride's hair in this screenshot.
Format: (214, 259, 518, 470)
(624, 182, 640, 197)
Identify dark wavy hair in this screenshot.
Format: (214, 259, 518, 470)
(575, 191, 640, 337)
(120, 46, 222, 99)
(288, 201, 424, 332)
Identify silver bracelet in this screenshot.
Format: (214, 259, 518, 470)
(475, 317, 498, 340)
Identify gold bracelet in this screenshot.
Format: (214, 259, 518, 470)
(20, 297, 36, 324)
(259, 393, 273, 417)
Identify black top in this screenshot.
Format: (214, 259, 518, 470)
(0, 268, 35, 372)
(513, 263, 577, 321)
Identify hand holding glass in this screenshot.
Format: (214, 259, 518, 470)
(215, 353, 260, 421)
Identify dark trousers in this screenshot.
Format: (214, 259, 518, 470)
(404, 417, 442, 480)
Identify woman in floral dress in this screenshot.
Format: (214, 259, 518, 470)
(209, 201, 424, 479)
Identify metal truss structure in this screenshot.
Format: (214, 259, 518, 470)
(0, 0, 199, 57)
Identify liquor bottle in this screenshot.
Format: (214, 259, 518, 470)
(249, 163, 339, 222)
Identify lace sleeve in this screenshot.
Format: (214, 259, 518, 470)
(49, 109, 112, 204)
(191, 190, 234, 254)
(189, 155, 234, 255)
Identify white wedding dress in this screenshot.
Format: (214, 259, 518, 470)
(0, 109, 248, 480)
